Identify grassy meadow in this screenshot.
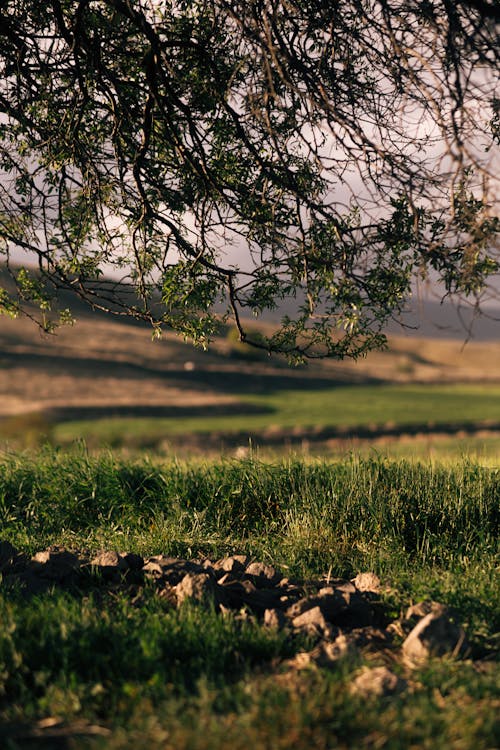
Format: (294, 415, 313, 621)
(1, 300, 499, 746)
(56, 383, 500, 437)
(0, 450, 498, 749)
(44, 379, 500, 467)
(3, 294, 500, 461)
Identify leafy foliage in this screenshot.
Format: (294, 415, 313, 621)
(0, 1, 498, 357)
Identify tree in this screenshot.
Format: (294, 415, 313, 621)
(0, 0, 498, 360)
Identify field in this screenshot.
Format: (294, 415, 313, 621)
(52, 382, 500, 452)
(0, 451, 498, 749)
(0, 291, 499, 747)
(3, 299, 500, 460)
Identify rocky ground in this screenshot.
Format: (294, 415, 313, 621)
(1, 540, 479, 702)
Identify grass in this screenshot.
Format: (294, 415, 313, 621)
(0, 449, 498, 748)
(1, 449, 498, 566)
(52, 383, 500, 448)
(0, 590, 299, 717)
(335, 434, 500, 464)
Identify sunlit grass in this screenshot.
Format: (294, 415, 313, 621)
(52, 384, 500, 450)
(0, 449, 498, 748)
(1, 449, 498, 580)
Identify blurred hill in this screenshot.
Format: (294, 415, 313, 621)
(1, 263, 500, 421)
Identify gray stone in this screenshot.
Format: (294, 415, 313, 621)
(352, 572, 381, 593)
(312, 635, 353, 666)
(314, 591, 351, 622)
(90, 550, 138, 581)
(286, 585, 372, 628)
(286, 595, 328, 619)
(292, 606, 336, 638)
(219, 575, 257, 594)
(349, 626, 393, 651)
(245, 561, 282, 587)
(175, 572, 219, 606)
(402, 611, 468, 665)
(219, 576, 281, 613)
(351, 666, 407, 698)
(330, 581, 356, 595)
(332, 588, 374, 627)
(284, 651, 316, 671)
(143, 556, 206, 585)
(387, 601, 448, 639)
(213, 555, 249, 576)
(4, 570, 52, 595)
(91, 550, 127, 572)
(120, 552, 144, 571)
(31, 547, 81, 581)
(264, 608, 289, 629)
(284, 634, 349, 672)
(405, 600, 447, 621)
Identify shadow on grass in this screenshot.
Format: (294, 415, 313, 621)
(44, 401, 276, 424)
(0, 347, 382, 396)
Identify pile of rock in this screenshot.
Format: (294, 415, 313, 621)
(0, 540, 470, 694)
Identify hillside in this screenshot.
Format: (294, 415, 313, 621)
(2, 262, 500, 435)
(1, 299, 500, 423)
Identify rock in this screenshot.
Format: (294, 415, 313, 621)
(286, 595, 331, 619)
(219, 576, 257, 594)
(30, 547, 81, 581)
(245, 561, 282, 587)
(91, 550, 127, 568)
(285, 635, 352, 671)
(286, 585, 373, 629)
(0, 540, 16, 564)
(244, 588, 283, 613)
(292, 605, 336, 638)
(349, 627, 393, 651)
(388, 601, 449, 638)
(143, 556, 206, 585)
(312, 635, 354, 666)
(175, 572, 221, 607)
(328, 586, 374, 627)
(89, 551, 146, 581)
(91, 550, 128, 577)
(218, 573, 245, 588)
(329, 581, 356, 595)
(219, 577, 280, 613)
(285, 651, 316, 670)
(277, 578, 302, 593)
(121, 552, 144, 571)
(386, 620, 406, 638)
(402, 611, 468, 665)
(405, 600, 447, 621)
(5, 570, 52, 595)
(157, 583, 178, 606)
(213, 555, 249, 576)
(315, 590, 353, 622)
(264, 608, 289, 629)
(352, 572, 381, 594)
(351, 666, 407, 698)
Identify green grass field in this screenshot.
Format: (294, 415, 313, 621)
(0, 450, 498, 749)
(54, 383, 500, 439)
(48, 383, 500, 463)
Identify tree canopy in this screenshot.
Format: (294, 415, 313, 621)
(0, 0, 498, 359)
